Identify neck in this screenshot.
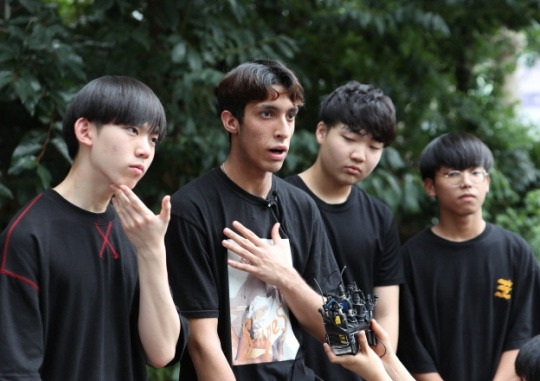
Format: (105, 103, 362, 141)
(220, 159, 273, 198)
(431, 215, 486, 242)
(299, 164, 351, 204)
(54, 163, 113, 213)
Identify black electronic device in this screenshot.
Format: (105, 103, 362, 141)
(317, 270, 378, 356)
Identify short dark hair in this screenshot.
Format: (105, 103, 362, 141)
(63, 75, 167, 159)
(515, 335, 540, 381)
(419, 132, 494, 180)
(319, 81, 396, 146)
(216, 58, 304, 124)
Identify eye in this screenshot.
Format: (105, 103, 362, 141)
(286, 112, 297, 121)
(471, 170, 485, 178)
(261, 111, 272, 118)
(127, 126, 139, 135)
(342, 134, 355, 142)
(150, 135, 160, 144)
(446, 171, 462, 178)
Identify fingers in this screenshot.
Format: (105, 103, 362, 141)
(270, 222, 282, 242)
(222, 221, 261, 258)
(357, 330, 370, 352)
(371, 319, 389, 344)
(323, 343, 339, 363)
(159, 195, 171, 224)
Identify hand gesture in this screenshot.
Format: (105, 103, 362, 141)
(111, 184, 170, 257)
(223, 220, 292, 287)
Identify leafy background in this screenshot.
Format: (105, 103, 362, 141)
(1, 1, 539, 378)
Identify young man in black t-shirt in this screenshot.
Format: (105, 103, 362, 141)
(287, 81, 403, 380)
(165, 59, 339, 381)
(0, 76, 187, 380)
(397, 132, 540, 380)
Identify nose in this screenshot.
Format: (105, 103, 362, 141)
(350, 145, 366, 162)
(459, 172, 475, 187)
(274, 115, 293, 139)
(135, 138, 153, 159)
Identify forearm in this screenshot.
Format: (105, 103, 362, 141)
(138, 244, 181, 367)
(189, 319, 236, 381)
(189, 345, 236, 381)
(382, 353, 415, 381)
(275, 267, 326, 342)
(373, 286, 399, 350)
(412, 372, 444, 381)
(492, 349, 519, 381)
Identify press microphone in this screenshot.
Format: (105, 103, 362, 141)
(266, 190, 278, 208)
(266, 190, 287, 238)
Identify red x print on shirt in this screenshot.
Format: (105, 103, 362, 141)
(95, 222, 120, 259)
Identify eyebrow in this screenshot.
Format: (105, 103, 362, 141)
(254, 103, 299, 113)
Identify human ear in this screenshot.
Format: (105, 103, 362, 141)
(74, 118, 94, 148)
(221, 110, 240, 134)
(315, 122, 328, 144)
(424, 178, 437, 198)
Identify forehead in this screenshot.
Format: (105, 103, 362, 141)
(248, 90, 299, 112)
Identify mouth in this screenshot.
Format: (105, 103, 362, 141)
(268, 146, 288, 159)
(345, 165, 361, 175)
(129, 164, 145, 175)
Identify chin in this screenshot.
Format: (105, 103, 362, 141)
(268, 163, 284, 173)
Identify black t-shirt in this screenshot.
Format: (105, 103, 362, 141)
(287, 174, 403, 381)
(397, 225, 540, 380)
(0, 189, 188, 380)
(165, 168, 339, 381)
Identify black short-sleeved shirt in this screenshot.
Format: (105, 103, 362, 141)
(0, 189, 188, 380)
(397, 224, 540, 380)
(287, 174, 403, 381)
(165, 168, 339, 381)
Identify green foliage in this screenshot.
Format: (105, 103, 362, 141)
(495, 189, 540, 262)
(2, 0, 540, 379)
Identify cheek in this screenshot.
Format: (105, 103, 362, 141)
(365, 151, 382, 169)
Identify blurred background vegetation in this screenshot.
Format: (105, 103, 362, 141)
(1, 0, 540, 378)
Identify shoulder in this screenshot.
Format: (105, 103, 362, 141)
(284, 173, 302, 186)
(169, 169, 221, 210)
(485, 223, 534, 252)
(2, 192, 52, 233)
(401, 228, 432, 249)
(351, 186, 395, 217)
(276, 177, 316, 205)
(274, 177, 323, 222)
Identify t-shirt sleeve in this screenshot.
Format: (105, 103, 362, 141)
(501, 240, 540, 350)
(165, 213, 220, 319)
(397, 281, 439, 373)
(0, 229, 43, 378)
(301, 203, 339, 291)
(397, 246, 438, 374)
(375, 212, 404, 287)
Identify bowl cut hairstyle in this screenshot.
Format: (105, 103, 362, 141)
(319, 81, 396, 146)
(216, 58, 304, 124)
(419, 132, 494, 180)
(63, 75, 167, 159)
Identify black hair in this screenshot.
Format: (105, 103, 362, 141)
(63, 75, 167, 159)
(515, 335, 540, 381)
(419, 132, 494, 180)
(319, 81, 396, 146)
(216, 58, 304, 124)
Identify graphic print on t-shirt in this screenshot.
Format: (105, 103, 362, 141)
(228, 238, 300, 365)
